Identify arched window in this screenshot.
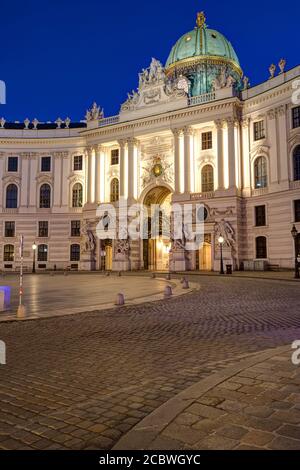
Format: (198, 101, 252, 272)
(37, 244, 48, 262)
(110, 178, 119, 202)
(39, 184, 51, 208)
(256, 236, 267, 259)
(201, 165, 214, 192)
(70, 244, 80, 261)
(4, 244, 14, 262)
(293, 146, 300, 181)
(72, 183, 83, 208)
(254, 157, 267, 189)
(6, 184, 18, 208)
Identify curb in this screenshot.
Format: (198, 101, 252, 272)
(113, 345, 290, 450)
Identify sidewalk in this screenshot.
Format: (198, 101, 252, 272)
(114, 346, 300, 450)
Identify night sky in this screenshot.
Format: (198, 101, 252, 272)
(1, 0, 299, 122)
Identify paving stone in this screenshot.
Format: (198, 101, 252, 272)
(269, 436, 300, 450)
(277, 424, 300, 440)
(243, 405, 274, 418)
(187, 403, 226, 419)
(162, 423, 206, 446)
(197, 435, 238, 450)
(242, 430, 274, 446)
(215, 424, 248, 440)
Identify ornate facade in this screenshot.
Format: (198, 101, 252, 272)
(1, 11, 300, 272)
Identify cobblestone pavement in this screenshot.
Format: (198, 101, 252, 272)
(115, 347, 300, 450)
(0, 275, 300, 450)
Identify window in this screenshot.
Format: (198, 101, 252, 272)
(5, 221, 15, 237)
(8, 156, 18, 172)
(111, 149, 119, 165)
(39, 184, 51, 208)
(73, 155, 83, 171)
(110, 178, 119, 202)
(202, 132, 212, 150)
(255, 205, 266, 227)
(201, 165, 214, 192)
(294, 200, 300, 223)
(256, 236, 267, 259)
(292, 107, 300, 129)
(70, 244, 80, 261)
(37, 244, 48, 262)
(254, 120, 265, 141)
(71, 220, 81, 237)
(38, 221, 48, 237)
(4, 244, 14, 262)
(41, 156, 51, 172)
(254, 156, 268, 189)
(293, 146, 300, 181)
(72, 183, 83, 208)
(296, 234, 300, 258)
(6, 184, 18, 208)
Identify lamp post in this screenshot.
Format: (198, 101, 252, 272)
(218, 236, 225, 275)
(291, 225, 299, 279)
(32, 242, 37, 274)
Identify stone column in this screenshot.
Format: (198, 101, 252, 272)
(172, 129, 182, 193)
(86, 147, 94, 203)
(118, 139, 126, 198)
(95, 145, 104, 204)
(267, 109, 278, 185)
(127, 138, 138, 201)
(20, 153, 30, 207)
(183, 126, 193, 193)
(215, 120, 224, 190)
(227, 118, 237, 189)
(276, 105, 289, 186)
(53, 152, 62, 207)
(241, 118, 251, 195)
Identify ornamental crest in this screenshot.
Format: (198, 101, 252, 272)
(141, 155, 174, 188)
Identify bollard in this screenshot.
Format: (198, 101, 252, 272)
(50, 272, 54, 276)
(182, 279, 189, 289)
(0, 291, 4, 312)
(17, 304, 26, 318)
(64, 271, 68, 276)
(180, 277, 185, 284)
(118, 271, 122, 277)
(106, 272, 110, 277)
(115, 293, 125, 306)
(166, 273, 171, 280)
(151, 273, 156, 279)
(164, 285, 173, 299)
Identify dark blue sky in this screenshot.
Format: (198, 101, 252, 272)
(1, 0, 299, 122)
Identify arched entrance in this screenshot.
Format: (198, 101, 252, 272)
(142, 186, 172, 271)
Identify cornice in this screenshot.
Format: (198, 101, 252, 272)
(0, 136, 85, 146)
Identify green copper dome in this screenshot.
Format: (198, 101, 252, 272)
(165, 12, 243, 97)
(166, 27, 240, 69)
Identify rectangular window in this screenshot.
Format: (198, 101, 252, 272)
(255, 205, 266, 227)
(294, 200, 300, 222)
(254, 120, 265, 141)
(292, 107, 300, 129)
(73, 155, 83, 171)
(38, 221, 49, 237)
(111, 149, 119, 165)
(71, 220, 81, 237)
(202, 132, 212, 150)
(4, 245, 14, 262)
(37, 245, 48, 262)
(5, 221, 15, 237)
(70, 244, 80, 261)
(41, 156, 51, 172)
(8, 156, 18, 172)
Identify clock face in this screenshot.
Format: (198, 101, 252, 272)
(152, 163, 163, 177)
(197, 206, 208, 222)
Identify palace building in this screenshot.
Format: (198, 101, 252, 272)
(0, 11, 300, 272)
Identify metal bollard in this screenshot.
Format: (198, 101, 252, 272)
(182, 279, 189, 289)
(106, 272, 110, 277)
(118, 271, 122, 277)
(115, 293, 125, 306)
(164, 285, 173, 299)
(151, 273, 156, 279)
(166, 273, 171, 280)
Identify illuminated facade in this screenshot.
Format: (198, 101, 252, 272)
(0, 11, 300, 272)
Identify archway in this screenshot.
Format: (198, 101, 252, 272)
(142, 186, 172, 271)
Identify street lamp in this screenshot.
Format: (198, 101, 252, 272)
(218, 236, 225, 275)
(291, 225, 299, 279)
(32, 242, 37, 274)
